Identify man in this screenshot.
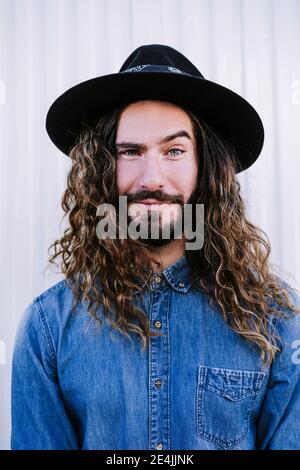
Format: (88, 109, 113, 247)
(11, 44, 300, 450)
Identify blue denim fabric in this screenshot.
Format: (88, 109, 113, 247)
(11, 254, 300, 449)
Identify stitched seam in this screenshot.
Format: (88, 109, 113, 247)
(35, 298, 57, 369)
(196, 365, 261, 448)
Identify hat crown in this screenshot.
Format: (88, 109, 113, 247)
(119, 44, 204, 78)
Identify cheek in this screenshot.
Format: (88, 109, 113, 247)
(170, 160, 198, 193)
(186, 158, 198, 190)
(116, 161, 138, 193)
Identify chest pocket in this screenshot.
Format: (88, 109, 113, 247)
(196, 365, 265, 449)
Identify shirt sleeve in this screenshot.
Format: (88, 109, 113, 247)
(11, 299, 79, 450)
(256, 287, 300, 449)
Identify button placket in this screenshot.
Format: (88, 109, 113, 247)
(148, 287, 170, 450)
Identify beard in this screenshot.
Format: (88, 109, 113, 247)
(127, 202, 184, 247)
(125, 186, 199, 247)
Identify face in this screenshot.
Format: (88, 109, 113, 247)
(115, 100, 199, 246)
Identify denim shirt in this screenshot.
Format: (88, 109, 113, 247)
(11, 254, 300, 450)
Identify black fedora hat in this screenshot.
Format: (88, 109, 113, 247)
(45, 43, 264, 173)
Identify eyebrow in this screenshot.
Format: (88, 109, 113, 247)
(115, 130, 192, 150)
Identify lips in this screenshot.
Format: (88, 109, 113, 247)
(136, 199, 165, 204)
(133, 200, 171, 211)
(139, 204, 162, 210)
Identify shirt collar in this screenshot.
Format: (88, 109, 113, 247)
(132, 254, 193, 295)
(162, 254, 192, 293)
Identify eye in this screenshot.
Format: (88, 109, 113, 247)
(117, 148, 185, 158)
(167, 148, 184, 157)
(117, 149, 139, 157)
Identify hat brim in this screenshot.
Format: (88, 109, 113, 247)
(45, 71, 264, 173)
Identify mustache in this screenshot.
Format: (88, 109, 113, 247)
(126, 190, 185, 205)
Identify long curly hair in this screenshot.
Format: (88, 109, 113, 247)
(48, 101, 300, 366)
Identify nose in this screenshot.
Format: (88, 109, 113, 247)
(139, 153, 165, 191)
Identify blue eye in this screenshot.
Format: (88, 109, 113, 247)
(118, 149, 138, 156)
(168, 148, 184, 156)
(117, 148, 185, 157)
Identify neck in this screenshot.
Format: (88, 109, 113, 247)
(150, 239, 186, 273)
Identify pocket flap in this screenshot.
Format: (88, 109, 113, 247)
(198, 366, 265, 401)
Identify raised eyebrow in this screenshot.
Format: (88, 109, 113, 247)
(115, 130, 192, 149)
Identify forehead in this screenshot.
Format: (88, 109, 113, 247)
(116, 100, 194, 139)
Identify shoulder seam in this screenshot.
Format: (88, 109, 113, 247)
(34, 298, 57, 369)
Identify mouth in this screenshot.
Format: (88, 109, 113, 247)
(134, 199, 171, 210)
(136, 199, 165, 204)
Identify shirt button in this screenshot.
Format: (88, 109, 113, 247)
(154, 320, 162, 329)
(178, 282, 185, 288)
(156, 442, 163, 450)
(155, 379, 162, 388)
(154, 275, 161, 283)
